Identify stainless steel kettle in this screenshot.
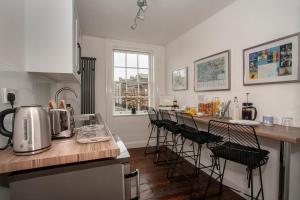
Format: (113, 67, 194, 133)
(0, 105, 52, 155)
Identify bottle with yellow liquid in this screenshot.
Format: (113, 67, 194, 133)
(212, 97, 221, 117)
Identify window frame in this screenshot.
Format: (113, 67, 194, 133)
(112, 49, 153, 116)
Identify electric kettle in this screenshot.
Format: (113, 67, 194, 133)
(0, 105, 52, 155)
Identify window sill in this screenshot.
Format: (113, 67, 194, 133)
(112, 113, 148, 117)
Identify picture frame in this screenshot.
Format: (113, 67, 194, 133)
(172, 67, 188, 91)
(194, 50, 231, 92)
(243, 33, 300, 85)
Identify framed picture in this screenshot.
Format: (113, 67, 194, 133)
(243, 33, 300, 85)
(172, 67, 188, 91)
(194, 50, 231, 92)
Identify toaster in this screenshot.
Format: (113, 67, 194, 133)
(49, 109, 74, 138)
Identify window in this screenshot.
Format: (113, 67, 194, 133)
(113, 50, 151, 115)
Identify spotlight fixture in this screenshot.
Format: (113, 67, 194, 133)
(131, 0, 148, 30)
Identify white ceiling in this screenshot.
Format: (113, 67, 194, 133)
(77, 0, 235, 45)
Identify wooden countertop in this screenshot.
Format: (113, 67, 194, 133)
(0, 115, 120, 174)
(169, 112, 300, 144)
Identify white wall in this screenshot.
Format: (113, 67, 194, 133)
(81, 35, 165, 147)
(165, 0, 300, 199)
(166, 0, 300, 127)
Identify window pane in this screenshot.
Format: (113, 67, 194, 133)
(138, 69, 149, 83)
(126, 96, 139, 109)
(114, 67, 126, 81)
(138, 54, 149, 68)
(139, 83, 148, 96)
(114, 97, 127, 112)
(126, 82, 138, 96)
(138, 97, 149, 111)
(127, 53, 137, 68)
(113, 82, 126, 96)
(127, 68, 138, 80)
(114, 52, 125, 67)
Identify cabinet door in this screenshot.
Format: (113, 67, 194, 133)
(25, 0, 73, 74)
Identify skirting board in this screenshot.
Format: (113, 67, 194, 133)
(125, 140, 155, 149)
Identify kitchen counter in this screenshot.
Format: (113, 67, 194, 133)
(170, 112, 300, 143)
(0, 114, 120, 174)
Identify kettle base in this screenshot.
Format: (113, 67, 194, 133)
(14, 145, 51, 156)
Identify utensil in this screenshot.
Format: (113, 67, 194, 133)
(0, 105, 51, 155)
(216, 100, 231, 119)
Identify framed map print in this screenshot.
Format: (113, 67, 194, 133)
(194, 50, 231, 92)
(172, 67, 188, 91)
(243, 33, 300, 85)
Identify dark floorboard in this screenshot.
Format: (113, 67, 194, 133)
(129, 147, 245, 200)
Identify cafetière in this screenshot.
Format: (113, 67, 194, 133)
(242, 93, 257, 121)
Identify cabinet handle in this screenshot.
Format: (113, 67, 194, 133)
(77, 43, 81, 75)
(125, 169, 140, 200)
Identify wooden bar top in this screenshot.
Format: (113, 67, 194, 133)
(169, 112, 300, 144)
(0, 114, 120, 174)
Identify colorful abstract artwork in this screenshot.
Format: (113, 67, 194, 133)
(244, 33, 299, 85)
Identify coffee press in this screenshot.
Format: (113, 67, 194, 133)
(242, 93, 257, 120)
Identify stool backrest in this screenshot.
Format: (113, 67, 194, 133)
(208, 120, 261, 149)
(175, 112, 199, 130)
(159, 109, 173, 121)
(147, 107, 159, 123)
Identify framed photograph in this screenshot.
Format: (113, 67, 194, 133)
(172, 67, 188, 91)
(243, 33, 300, 85)
(194, 50, 231, 92)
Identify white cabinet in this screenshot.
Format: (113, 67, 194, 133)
(25, 0, 81, 82)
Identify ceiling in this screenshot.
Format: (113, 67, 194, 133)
(77, 0, 235, 45)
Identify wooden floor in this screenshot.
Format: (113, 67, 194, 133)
(129, 148, 245, 200)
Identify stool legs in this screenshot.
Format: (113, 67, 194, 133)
(203, 158, 265, 200)
(202, 157, 226, 199)
(167, 136, 186, 178)
(144, 125, 155, 155)
(259, 166, 265, 200)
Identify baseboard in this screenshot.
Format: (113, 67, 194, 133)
(125, 140, 156, 149)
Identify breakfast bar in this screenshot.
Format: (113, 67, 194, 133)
(166, 111, 300, 200)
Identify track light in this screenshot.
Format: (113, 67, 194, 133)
(130, 0, 148, 30)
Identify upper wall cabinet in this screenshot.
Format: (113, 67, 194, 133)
(25, 0, 81, 82)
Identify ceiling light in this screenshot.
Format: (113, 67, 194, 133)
(131, 0, 148, 30)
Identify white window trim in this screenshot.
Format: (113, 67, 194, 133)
(112, 49, 154, 116)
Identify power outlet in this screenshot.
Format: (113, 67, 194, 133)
(1, 88, 17, 104)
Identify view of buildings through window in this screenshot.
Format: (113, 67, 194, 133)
(113, 50, 150, 114)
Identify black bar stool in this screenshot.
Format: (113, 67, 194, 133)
(167, 112, 222, 179)
(154, 109, 181, 165)
(144, 107, 165, 155)
(203, 120, 269, 200)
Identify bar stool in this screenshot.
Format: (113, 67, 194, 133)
(203, 120, 269, 200)
(167, 112, 222, 178)
(144, 107, 165, 155)
(154, 109, 181, 165)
